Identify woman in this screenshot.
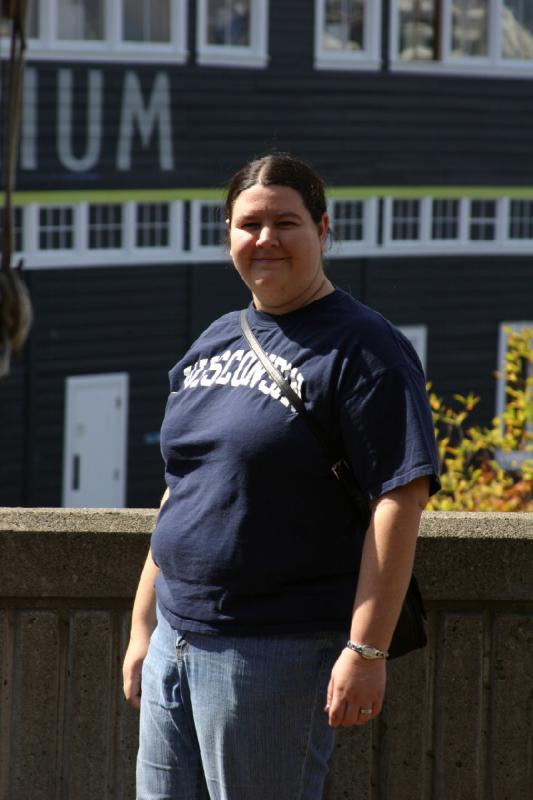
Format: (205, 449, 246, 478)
(123, 153, 440, 800)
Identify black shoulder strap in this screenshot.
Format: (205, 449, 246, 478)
(239, 308, 371, 526)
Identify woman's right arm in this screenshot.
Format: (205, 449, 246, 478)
(122, 488, 168, 709)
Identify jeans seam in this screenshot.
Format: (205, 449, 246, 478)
(181, 648, 212, 800)
(295, 646, 330, 800)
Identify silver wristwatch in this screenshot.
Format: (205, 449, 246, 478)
(345, 640, 389, 659)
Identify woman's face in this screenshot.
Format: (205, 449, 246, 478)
(228, 183, 329, 315)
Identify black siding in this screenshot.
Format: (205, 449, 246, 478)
(16, 3, 533, 191)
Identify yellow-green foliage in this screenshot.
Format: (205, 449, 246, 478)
(427, 327, 533, 511)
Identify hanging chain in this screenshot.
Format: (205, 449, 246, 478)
(0, 0, 32, 378)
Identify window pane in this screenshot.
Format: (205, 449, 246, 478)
(432, 199, 460, 239)
(509, 200, 533, 238)
(58, 0, 104, 40)
(136, 203, 170, 247)
(398, 0, 437, 61)
(502, 1, 533, 60)
(207, 0, 250, 46)
(26, 0, 39, 38)
(89, 204, 123, 249)
(199, 204, 225, 246)
(469, 200, 496, 240)
(323, 0, 365, 52)
(451, 0, 488, 58)
(123, 0, 171, 43)
(332, 200, 364, 241)
(38, 207, 74, 250)
(391, 199, 420, 240)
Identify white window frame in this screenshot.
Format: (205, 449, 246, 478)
(87, 202, 124, 253)
(504, 197, 533, 251)
(397, 324, 428, 373)
(430, 197, 463, 243)
(20, 200, 183, 268)
(387, 197, 423, 245)
(13, 206, 25, 257)
(314, 0, 381, 70)
(31, 203, 80, 265)
(382, 196, 511, 255)
(389, 0, 533, 78)
(135, 201, 174, 251)
(11, 192, 533, 268)
(469, 197, 499, 243)
(328, 197, 378, 255)
(11, 0, 188, 63)
(495, 321, 533, 468)
(190, 201, 228, 261)
(196, 0, 269, 68)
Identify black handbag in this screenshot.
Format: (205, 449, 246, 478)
(240, 309, 427, 660)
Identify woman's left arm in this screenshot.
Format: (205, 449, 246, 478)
(325, 475, 429, 728)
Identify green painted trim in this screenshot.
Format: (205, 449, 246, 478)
(10, 186, 533, 204)
(327, 186, 533, 199)
(12, 188, 225, 204)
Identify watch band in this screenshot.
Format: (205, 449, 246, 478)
(346, 640, 389, 659)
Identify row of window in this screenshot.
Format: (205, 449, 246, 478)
(0, 0, 266, 67)
(3, 195, 533, 268)
(202, 195, 533, 255)
(1, 0, 532, 75)
(4, 197, 533, 268)
(3, 202, 182, 266)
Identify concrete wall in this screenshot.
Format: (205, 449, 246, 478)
(0, 509, 532, 800)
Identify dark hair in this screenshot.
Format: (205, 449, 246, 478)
(225, 153, 327, 224)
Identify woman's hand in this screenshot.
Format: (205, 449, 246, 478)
(122, 631, 151, 710)
(325, 647, 386, 727)
(122, 548, 161, 710)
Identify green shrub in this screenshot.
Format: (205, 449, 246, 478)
(427, 327, 532, 511)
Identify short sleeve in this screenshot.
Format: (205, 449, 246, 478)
(340, 366, 440, 500)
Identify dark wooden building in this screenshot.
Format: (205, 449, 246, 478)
(1, 0, 532, 507)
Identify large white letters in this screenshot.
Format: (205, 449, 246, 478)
(57, 69, 102, 172)
(16, 67, 175, 174)
(200, 354, 224, 386)
(116, 71, 174, 171)
(230, 351, 258, 387)
(182, 347, 304, 409)
(215, 349, 244, 385)
(21, 68, 37, 170)
(183, 358, 208, 388)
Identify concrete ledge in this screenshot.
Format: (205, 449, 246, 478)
(1, 509, 531, 600)
(0, 508, 155, 598)
(0, 506, 157, 533)
(1, 509, 532, 800)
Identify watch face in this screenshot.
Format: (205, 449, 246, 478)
(346, 641, 387, 658)
(361, 645, 386, 659)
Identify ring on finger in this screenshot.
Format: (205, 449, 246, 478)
(359, 707, 373, 716)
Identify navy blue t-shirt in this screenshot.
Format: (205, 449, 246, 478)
(151, 288, 440, 634)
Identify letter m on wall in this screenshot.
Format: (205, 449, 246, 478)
(117, 71, 174, 171)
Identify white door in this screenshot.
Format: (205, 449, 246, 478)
(62, 373, 129, 508)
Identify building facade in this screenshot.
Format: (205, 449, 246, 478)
(1, 0, 532, 507)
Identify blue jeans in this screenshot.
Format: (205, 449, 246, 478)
(137, 607, 345, 800)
